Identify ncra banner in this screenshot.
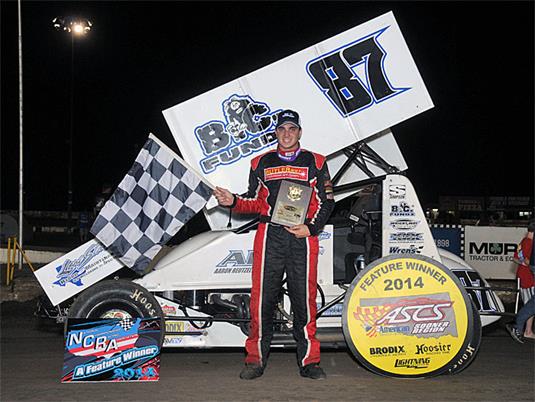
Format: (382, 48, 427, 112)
(163, 11, 432, 227)
(62, 318, 161, 382)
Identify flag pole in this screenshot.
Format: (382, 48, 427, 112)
(17, 0, 24, 270)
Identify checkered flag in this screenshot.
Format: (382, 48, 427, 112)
(118, 318, 135, 331)
(353, 305, 392, 338)
(91, 134, 213, 274)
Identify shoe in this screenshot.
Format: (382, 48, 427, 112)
(239, 364, 264, 380)
(300, 364, 326, 380)
(506, 323, 525, 344)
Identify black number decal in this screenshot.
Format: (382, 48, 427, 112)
(307, 27, 406, 116)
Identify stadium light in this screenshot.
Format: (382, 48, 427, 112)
(52, 16, 92, 231)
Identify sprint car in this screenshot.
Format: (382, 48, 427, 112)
(32, 142, 506, 377)
(61, 159, 505, 353)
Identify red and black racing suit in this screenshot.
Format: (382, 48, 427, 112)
(231, 147, 335, 367)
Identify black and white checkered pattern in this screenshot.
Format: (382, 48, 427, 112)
(91, 134, 213, 274)
(118, 318, 135, 331)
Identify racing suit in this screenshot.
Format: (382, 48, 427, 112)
(231, 147, 335, 367)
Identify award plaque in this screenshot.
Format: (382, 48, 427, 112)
(271, 180, 313, 227)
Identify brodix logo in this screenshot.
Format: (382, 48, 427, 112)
(369, 345, 406, 355)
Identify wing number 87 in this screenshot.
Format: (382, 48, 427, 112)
(384, 277, 424, 291)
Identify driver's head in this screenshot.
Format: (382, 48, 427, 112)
(275, 109, 302, 151)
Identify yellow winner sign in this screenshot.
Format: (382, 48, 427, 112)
(342, 255, 475, 378)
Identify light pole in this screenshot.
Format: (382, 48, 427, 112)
(52, 16, 92, 231)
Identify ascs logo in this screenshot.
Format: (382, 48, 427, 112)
(306, 27, 410, 117)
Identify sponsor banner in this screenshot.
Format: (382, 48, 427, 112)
(342, 255, 473, 378)
(155, 297, 205, 347)
(318, 302, 344, 317)
(163, 11, 431, 230)
(382, 175, 440, 261)
(34, 239, 123, 306)
(464, 226, 525, 280)
(62, 318, 161, 382)
(430, 225, 464, 257)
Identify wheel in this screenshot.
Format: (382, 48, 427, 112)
(67, 279, 164, 344)
(447, 301, 482, 374)
(342, 254, 478, 378)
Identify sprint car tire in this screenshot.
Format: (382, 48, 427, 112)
(447, 302, 482, 375)
(67, 279, 164, 345)
(342, 254, 477, 378)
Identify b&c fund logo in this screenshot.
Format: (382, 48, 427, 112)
(194, 95, 281, 174)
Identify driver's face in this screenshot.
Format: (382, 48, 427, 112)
(276, 123, 301, 150)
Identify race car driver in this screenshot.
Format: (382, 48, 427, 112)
(214, 109, 335, 380)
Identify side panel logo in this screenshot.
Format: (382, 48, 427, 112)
(214, 250, 253, 274)
(389, 185, 406, 199)
(390, 219, 419, 231)
(54, 243, 104, 287)
(390, 202, 415, 217)
(389, 233, 424, 243)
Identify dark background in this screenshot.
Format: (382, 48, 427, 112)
(1, 1, 534, 212)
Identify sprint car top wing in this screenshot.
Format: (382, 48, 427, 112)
(162, 11, 433, 230)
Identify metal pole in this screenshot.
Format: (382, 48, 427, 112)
(67, 33, 74, 231)
(17, 0, 24, 270)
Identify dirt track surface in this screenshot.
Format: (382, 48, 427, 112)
(1, 300, 534, 402)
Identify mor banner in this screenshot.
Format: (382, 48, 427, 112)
(464, 226, 526, 280)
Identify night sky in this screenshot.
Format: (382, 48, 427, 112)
(1, 1, 534, 212)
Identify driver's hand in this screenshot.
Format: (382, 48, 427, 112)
(214, 187, 235, 207)
(285, 224, 311, 238)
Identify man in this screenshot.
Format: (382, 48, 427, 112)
(511, 220, 535, 339)
(214, 109, 335, 380)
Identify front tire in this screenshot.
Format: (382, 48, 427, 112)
(67, 279, 164, 343)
